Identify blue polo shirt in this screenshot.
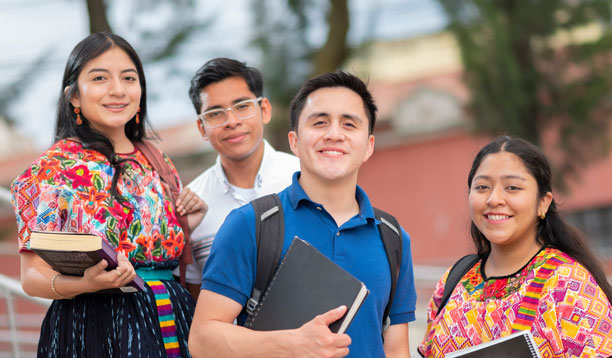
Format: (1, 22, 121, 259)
(202, 172, 417, 357)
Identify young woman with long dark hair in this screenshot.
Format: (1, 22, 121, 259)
(419, 136, 612, 358)
(11, 32, 206, 357)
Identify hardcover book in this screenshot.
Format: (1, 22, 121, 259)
(245, 237, 369, 334)
(29, 231, 145, 293)
(446, 330, 541, 358)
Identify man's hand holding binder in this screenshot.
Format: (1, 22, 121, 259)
(292, 306, 351, 358)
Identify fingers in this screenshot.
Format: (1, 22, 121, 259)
(115, 253, 136, 286)
(297, 306, 351, 357)
(318, 305, 347, 326)
(85, 259, 109, 277)
(176, 188, 208, 216)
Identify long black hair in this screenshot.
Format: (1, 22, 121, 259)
(55, 32, 147, 206)
(467, 136, 612, 303)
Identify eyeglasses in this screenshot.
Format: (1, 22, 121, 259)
(198, 97, 263, 128)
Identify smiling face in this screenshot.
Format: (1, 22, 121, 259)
(70, 47, 141, 140)
(469, 151, 552, 250)
(196, 76, 270, 163)
(288, 86, 374, 184)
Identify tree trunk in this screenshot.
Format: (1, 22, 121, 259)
(311, 0, 350, 77)
(86, 0, 113, 34)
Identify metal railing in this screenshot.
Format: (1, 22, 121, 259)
(0, 186, 11, 206)
(0, 274, 51, 358)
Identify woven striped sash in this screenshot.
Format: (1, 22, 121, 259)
(136, 269, 181, 358)
(511, 256, 566, 332)
(147, 280, 181, 358)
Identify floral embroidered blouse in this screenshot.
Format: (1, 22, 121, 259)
(419, 247, 612, 358)
(11, 139, 185, 269)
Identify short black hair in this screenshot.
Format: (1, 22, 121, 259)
(289, 71, 377, 134)
(188, 57, 263, 114)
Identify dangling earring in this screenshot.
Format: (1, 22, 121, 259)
(135, 107, 140, 124)
(539, 212, 546, 220)
(74, 107, 82, 125)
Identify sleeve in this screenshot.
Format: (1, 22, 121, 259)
(11, 175, 94, 253)
(389, 227, 418, 324)
(11, 170, 38, 253)
(541, 262, 612, 358)
(417, 267, 451, 357)
(201, 205, 258, 306)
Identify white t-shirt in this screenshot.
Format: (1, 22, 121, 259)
(174, 140, 300, 284)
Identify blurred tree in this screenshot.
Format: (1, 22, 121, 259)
(250, 0, 350, 151)
(84, 0, 212, 63)
(0, 50, 50, 125)
(86, 0, 113, 33)
(438, 0, 612, 188)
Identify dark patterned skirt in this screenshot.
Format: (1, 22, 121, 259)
(37, 279, 195, 358)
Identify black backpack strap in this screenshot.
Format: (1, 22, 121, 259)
(246, 194, 284, 316)
(373, 207, 402, 332)
(436, 254, 480, 317)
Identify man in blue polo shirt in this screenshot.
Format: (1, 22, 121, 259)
(189, 71, 416, 357)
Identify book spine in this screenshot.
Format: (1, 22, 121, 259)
(99, 240, 119, 269)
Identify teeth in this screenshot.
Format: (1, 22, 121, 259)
(104, 104, 126, 108)
(322, 150, 343, 155)
(487, 214, 509, 221)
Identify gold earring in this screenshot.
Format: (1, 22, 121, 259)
(74, 107, 82, 125)
(539, 212, 546, 220)
(135, 107, 140, 124)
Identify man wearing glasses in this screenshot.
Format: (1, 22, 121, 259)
(176, 58, 299, 297)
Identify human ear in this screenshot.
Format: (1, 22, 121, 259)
(260, 97, 272, 125)
(538, 192, 553, 217)
(362, 134, 375, 163)
(288, 130, 299, 157)
(66, 86, 80, 108)
(197, 120, 209, 141)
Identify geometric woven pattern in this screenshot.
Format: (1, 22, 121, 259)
(419, 248, 612, 358)
(10, 139, 186, 264)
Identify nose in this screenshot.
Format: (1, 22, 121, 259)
(109, 78, 126, 97)
(223, 109, 241, 128)
(486, 186, 504, 206)
(323, 121, 344, 141)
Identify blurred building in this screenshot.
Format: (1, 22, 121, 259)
(349, 32, 612, 266)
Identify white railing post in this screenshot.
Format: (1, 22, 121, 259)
(0, 274, 51, 356)
(0, 186, 11, 204)
(4, 290, 20, 358)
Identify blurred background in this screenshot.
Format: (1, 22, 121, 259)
(2, 0, 612, 356)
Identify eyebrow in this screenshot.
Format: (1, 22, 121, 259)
(205, 97, 253, 111)
(306, 112, 364, 122)
(473, 174, 527, 181)
(87, 68, 138, 74)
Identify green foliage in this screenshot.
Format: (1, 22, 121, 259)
(439, 0, 612, 188)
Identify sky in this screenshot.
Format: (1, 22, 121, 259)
(0, 0, 447, 150)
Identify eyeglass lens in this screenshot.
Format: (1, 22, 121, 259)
(203, 99, 259, 127)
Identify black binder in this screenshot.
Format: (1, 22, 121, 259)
(446, 330, 541, 358)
